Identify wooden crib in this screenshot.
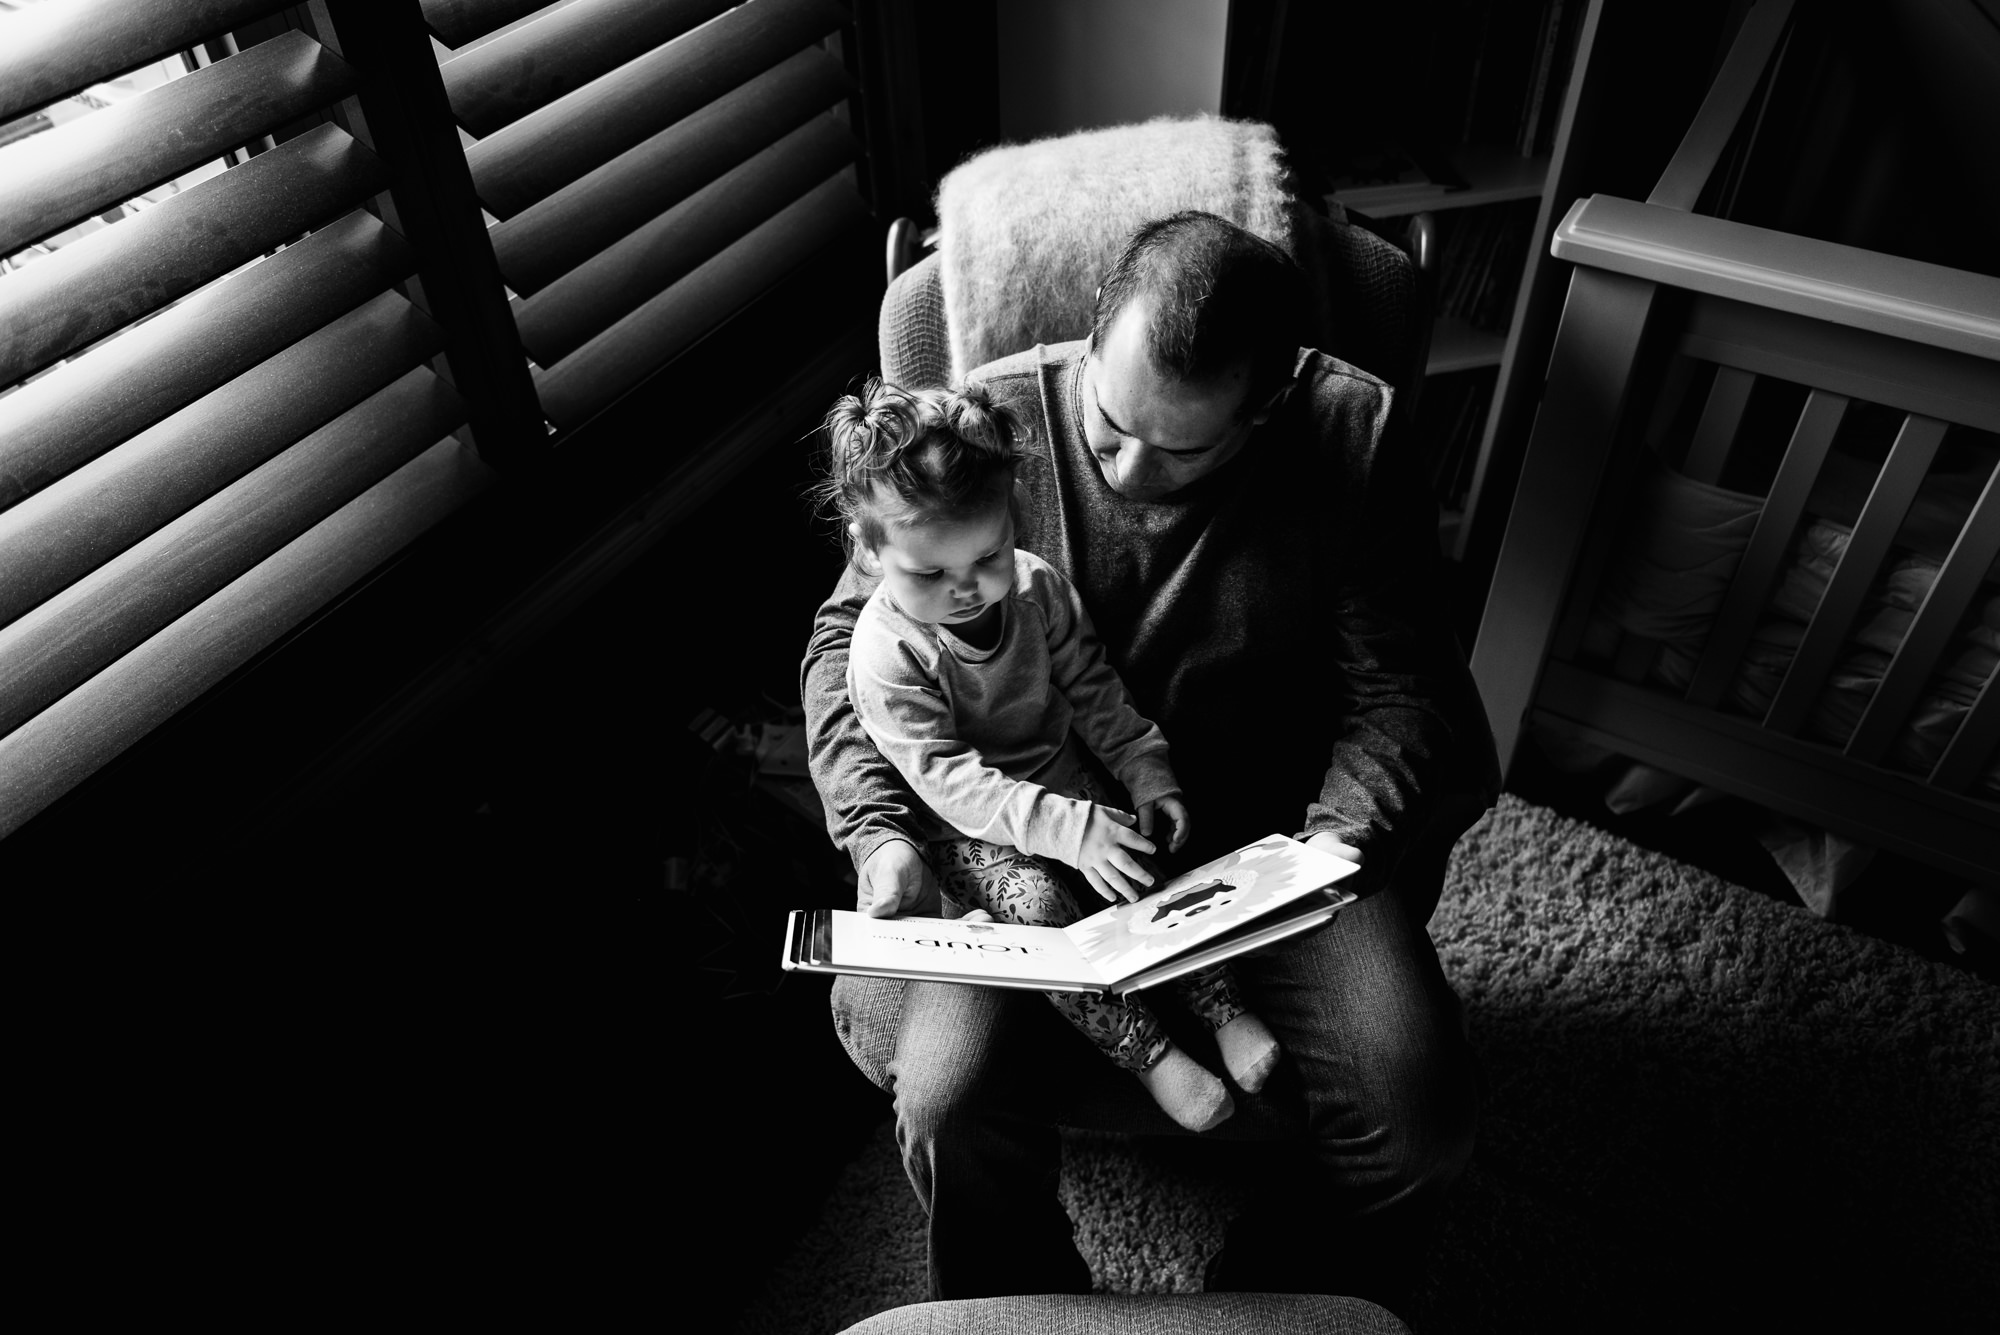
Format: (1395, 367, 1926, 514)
(1469, 0, 2000, 885)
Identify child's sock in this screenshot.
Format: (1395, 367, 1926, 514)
(1137, 1045, 1234, 1132)
(1215, 1012, 1281, 1093)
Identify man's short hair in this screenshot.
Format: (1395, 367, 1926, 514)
(1089, 210, 1307, 410)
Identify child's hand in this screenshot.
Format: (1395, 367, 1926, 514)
(1137, 795, 1192, 854)
(859, 840, 940, 918)
(1078, 804, 1157, 904)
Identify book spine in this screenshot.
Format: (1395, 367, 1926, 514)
(1520, 0, 1567, 155)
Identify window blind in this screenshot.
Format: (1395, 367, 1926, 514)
(0, 0, 876, 838)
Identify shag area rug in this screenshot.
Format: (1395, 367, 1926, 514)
(737, 795, 1999, 1334)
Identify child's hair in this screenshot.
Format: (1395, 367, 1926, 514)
(812, 377, 1025, 560)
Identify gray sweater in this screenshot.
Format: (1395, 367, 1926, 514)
(848, 548, 1179, 866)
(803, 342, 1498, 886)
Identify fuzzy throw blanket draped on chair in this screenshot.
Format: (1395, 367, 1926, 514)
(934, 116, 1298, 383)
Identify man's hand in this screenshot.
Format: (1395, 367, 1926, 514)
(1137, 794, 1192, 854)
(1078, 805, 1157, 905)
(1305, 831, 1366, 869)
(859, 840, 940, 918)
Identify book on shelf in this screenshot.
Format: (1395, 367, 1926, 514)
(1415, 366, 1498, 507)
(1517, 0, 1566, 155)
(1527, 0, 1586, 157)
(1450, 0, 1583, 157)
(1434, 199, 1537, 333)
(780, 834, 1361, 998)
(1324, 145, 1467, 212)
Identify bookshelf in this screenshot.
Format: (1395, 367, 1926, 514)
(1312, 0, 1603, 560)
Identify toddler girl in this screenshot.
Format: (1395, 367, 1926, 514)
(813, 377, 1281, 1132)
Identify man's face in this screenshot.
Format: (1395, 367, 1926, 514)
(1082, 298, 1281, 502)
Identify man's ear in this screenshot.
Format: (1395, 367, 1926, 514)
(849, 522, 880, 574)
(1247, 378, 1296, 426)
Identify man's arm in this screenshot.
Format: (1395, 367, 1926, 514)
(800, 561, 939, 910)
(1299, 378, 1497, 890)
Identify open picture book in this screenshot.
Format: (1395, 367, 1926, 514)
(781, 834, 1361, 997)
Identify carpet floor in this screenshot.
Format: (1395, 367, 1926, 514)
(735, 794, 1999, 1334)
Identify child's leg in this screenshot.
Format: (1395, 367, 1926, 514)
(929, 838, 1234, 1132)
(1174, 964, 1283, 1094)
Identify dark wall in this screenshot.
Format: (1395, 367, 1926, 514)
(1714, 0, 2000, 277)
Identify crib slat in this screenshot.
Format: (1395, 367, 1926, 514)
(1643, 355, 1700, 449)
(1552, 353, 1705, 663)
(1687, 389, 1848, 709)
(1930, 667, 2000, 797)
(1681, 365, 1756, 483)
(1763, 412, 1948, 736)
(1848, 456, 2000, 766)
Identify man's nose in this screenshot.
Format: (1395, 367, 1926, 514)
(1116, 444, 1160, 489)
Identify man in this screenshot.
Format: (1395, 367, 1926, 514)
(802, 211, 1497, 1312)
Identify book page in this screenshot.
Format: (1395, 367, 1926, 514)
(824, 909, 1105, 990)
(1063, 834, 1359, 987)
(1110, 901, 1342, 997)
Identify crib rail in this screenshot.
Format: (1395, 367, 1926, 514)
(1548, 195, 2000, 363)
(1475, 198, 2000, 882)
(1541, 662, 1998, 882)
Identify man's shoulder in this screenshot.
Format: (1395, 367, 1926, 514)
(965, 341, 1084, 395)
(1296, 347, 1392, 410)
(1287, 348, 1395, 466)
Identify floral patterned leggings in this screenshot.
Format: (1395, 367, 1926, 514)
(928, 819, 1249, 1073)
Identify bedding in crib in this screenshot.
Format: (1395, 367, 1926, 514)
(1580, 445, 2000, 802)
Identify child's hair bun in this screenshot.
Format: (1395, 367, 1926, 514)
(826, 378, 919, 464)
(939, 381, 1013, 460)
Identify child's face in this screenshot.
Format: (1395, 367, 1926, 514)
(867, 502, 1017, 634)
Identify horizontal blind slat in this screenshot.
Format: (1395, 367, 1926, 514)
(0, 0, 295, 124)
(0, 438, 494, 839)
(0, 366, 467, 742)
(534, 171, 866, 429)
(0, 30, 361, 255)
(0, 208, 418, 512)
(465, 0, 848, 218)
(0, 292, 443, 630)
(440, 0, 734, 137)
(516, 116, 854, 365)
(419, 0, 557, 49)
(490, 48, 850, 295)
(0, 123, 390, 385)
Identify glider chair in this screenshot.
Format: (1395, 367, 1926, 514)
(875, 114, 1436, 439)
(827, 118, 1439, 1316)
(836, 1292, 1412, 1335)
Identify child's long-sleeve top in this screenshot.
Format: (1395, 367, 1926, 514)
(846, 548, 1179, 867)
